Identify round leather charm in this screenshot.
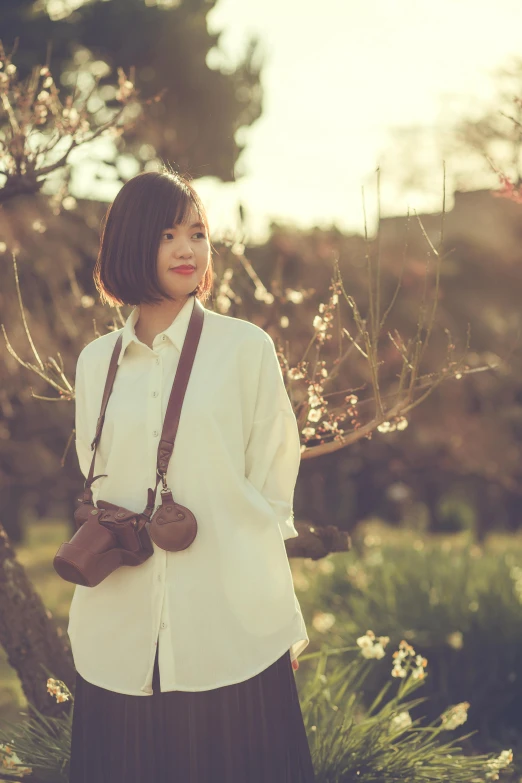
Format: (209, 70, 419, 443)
(149, 494, 197, 552)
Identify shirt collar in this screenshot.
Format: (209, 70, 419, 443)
(117, 295, 196, 365)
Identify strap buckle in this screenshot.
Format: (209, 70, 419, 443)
(156, 467, 169, 493)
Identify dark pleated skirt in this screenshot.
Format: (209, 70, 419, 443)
(68, 641, 316, 783)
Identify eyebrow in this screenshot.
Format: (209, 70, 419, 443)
(164, 222, 205, 230)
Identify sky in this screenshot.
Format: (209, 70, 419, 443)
(70, 0, 522, 244)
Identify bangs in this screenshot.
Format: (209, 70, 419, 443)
(134, 174, 206, 245)
(154, 164, 209, 234)
(162, 187, 200, 230)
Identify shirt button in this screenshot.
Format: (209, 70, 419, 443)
(162, 335, 167, 341)
(153, 430, 159, 437)
(155, 358, 160, 365)
(161, 622, 167, 629)
(152, 391, 158, 397)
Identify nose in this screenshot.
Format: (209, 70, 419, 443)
(174, 241, 194, 258)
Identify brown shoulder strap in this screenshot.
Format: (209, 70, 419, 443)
(83, 332, 123, 494)
(156, 298, 204, 474)
(145, 297, 205, 515)
(82, 298, 205, 506)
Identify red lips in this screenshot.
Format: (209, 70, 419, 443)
(170, 265, 195, 274)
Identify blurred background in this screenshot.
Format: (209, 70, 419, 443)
(2, 0, 522, 780)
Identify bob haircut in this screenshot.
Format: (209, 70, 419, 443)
(94, 168, 214, 307)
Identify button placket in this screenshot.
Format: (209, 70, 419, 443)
(152, 353, 161, 438)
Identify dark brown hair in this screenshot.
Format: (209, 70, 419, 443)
(94, 168, 214, 307)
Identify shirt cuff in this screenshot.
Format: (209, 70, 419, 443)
(277, 510, 299, 540)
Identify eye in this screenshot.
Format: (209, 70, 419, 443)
(161, 231, 206, 240)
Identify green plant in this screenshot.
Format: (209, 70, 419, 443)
(0, 674, 72, 782)
(298, 632, 513, 782)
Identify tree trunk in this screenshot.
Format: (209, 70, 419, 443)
(0, 523, 76, 716)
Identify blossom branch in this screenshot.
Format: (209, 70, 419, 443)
(0, 42, 161, 205)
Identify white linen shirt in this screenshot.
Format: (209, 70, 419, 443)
(67, 294, 309, 695)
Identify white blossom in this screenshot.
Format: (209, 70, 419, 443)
(389, 711, 412, 733)
(446, 631, 463, 650)
(484, 749, 513, 780)
(312, 611, 336, 633)
(0, 743, 32, 775)
(357, 631, 389, 659)
(440, 702, 470, 731)
(286, 289, 304, 304)
(47, 677, 71, 703)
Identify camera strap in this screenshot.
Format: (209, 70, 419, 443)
(80, 296, 205, 508)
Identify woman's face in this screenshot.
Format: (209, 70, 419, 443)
(156, 204, 210, 300)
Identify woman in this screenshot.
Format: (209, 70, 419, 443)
(68, 168, 316, 782)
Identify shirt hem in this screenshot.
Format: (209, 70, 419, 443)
(74, 633, 309, 696)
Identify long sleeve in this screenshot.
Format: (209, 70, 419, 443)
(74, 350, 93, 481)
(244, 334, 302, 540)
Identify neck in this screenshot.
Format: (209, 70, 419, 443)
(135, 295, 192, 346)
